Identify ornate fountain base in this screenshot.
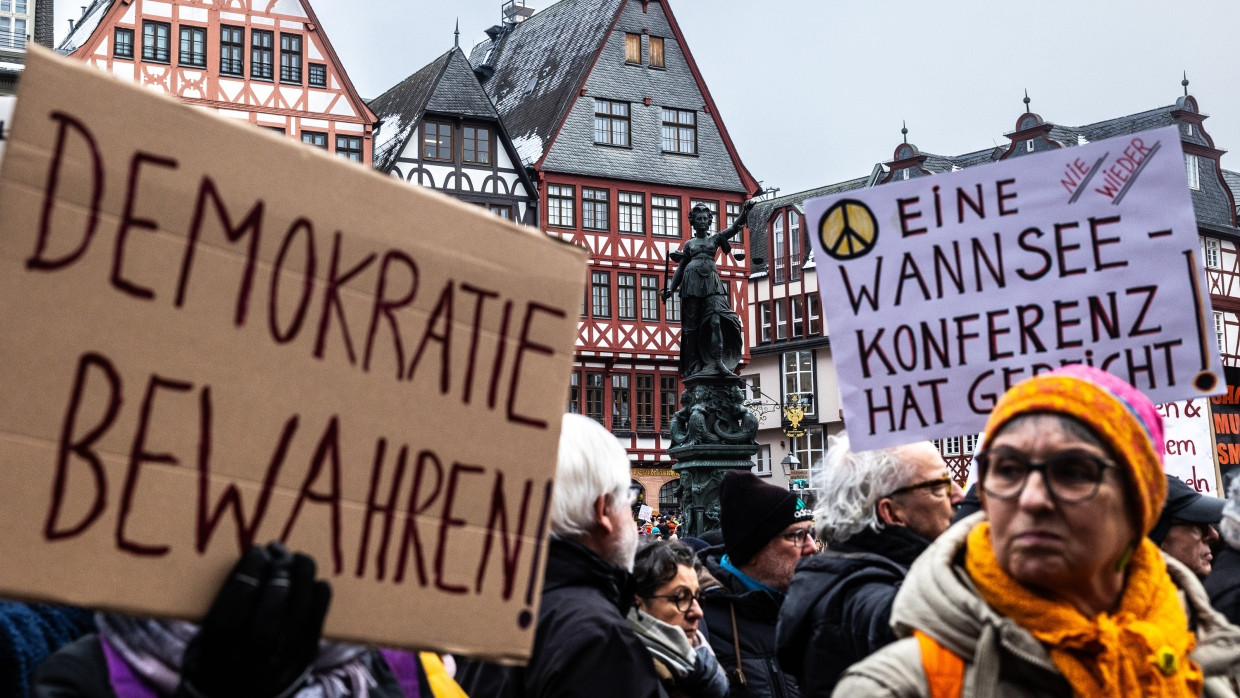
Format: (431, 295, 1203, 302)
(668, 373, 759, 538)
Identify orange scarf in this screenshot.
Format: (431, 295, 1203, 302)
(965, 523, 1202, 697)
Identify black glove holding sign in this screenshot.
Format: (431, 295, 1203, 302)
(176, 542, 331, 698)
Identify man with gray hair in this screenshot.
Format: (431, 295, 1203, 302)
(774, 431, 962, 695)
(456, 414, 664, 697)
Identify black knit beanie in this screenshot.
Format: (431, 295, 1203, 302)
(720, 471, 812, 565)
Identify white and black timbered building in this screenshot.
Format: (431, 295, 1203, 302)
(371, 46, 538, 225)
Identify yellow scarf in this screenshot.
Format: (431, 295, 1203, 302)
(965, 523, 1202, 697)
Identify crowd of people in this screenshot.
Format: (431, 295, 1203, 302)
(11, 365, 1240, 696)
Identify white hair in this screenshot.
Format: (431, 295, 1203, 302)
(812, 431, 917, 544)
(550, 413, 631, 539)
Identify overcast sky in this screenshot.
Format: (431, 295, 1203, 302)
(54, 0, 1240, 197)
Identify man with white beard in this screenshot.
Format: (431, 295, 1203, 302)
(455, 414, 664, 697)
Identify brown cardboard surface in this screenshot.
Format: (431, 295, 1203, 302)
(0, 48, 586, 662)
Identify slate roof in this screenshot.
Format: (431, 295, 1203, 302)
(469, 0, 624, 167)
(58, 0, 113, 53)
(370, 47, 500, 172)
(34, 0, 55, 48)
(469, 0, 749, 193)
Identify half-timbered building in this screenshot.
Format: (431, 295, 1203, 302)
(467, 0, 759, 507)
(58, 0, 374, 164)
(749, 88, 1240, 488)
(370, 46, 537, 225)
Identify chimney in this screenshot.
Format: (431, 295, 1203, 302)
(501, 0, 535, 25)
(68, 18, 75, 32)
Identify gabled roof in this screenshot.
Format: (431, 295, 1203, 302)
(56, 0, 376, 125)
(470, 0, 758, 194)
(370, 48, 500, 172)
(469, 0, 624, 166)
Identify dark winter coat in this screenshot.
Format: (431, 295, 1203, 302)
(1206, 545, 1240, 627)
(775, 525, 930, 696)
(31, 635, 410, 697)
(697, 546, 799, 698)
(454, 535, 666, 698)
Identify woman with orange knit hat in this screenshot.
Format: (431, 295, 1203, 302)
(834, 365, 1240, 697)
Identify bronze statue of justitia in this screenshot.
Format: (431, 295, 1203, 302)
(662, 200, 755, 378)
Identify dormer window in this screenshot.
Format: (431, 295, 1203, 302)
(423, 121, 453, 161)
(1186, 153, 1200, 190)
(1026, 139, 1035, 153)
(462, 126, 492, 164)
(594, 99, 630, 147)
(661, 108, 696, 154)
(625, 33, 641, 64)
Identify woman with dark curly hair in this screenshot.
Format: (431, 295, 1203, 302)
(629, 540, 727, 698)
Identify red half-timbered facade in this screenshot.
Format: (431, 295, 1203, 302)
(60, 0, 374, 164)
(470, 0, 758, 494)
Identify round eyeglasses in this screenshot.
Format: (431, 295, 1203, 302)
(976, 447, 1115, 503)
(644, 588, 703, 614)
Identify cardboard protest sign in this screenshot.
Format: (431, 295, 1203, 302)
(1211, 366, 1240, 488)
(0, 48, 588, 661)
(0, 95, 15, 162)
(1157, 399, 1221, 495)
(806, 126, 1223, 450)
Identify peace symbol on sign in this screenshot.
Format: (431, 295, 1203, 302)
(818, 200, 879, 260)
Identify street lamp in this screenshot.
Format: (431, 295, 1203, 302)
(780, 452, 800, 492)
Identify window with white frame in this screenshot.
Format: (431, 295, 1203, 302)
(772, 215, 786, 283)
(1216, 311, 1226, 353)
(759, 302, 771, 343)
(754, 444, 772, 476)
(640, 275, 660, 321)
(964, 434, 980, 454)
(618, 192, 644, 234)
(582, 188, 609, 231)
(660, 108, 697, 154)
(1202, 236, 1221, 270)
(594, 99, 630, 147)
(791, 296, 804, 339)
(1186, 153, 1200, 190)
(807, 293, 822, 335)
(726, 202, 743, 243)
(652, 196, 680, 237)
(782, 350, 814, 413)
(774, 299, 787, 341)
(943, 436, 962, 456)
(664, 288, 680, 323)
(617, 273, 636, 320)
(788, 212, 802, 282)
(547, 184, 575, 228)
(612, 374, 631, 429)
(591, 271, 610, 318)
(791, 426, 826, 476)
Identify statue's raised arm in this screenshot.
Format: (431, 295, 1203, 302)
(716, 199, 756, 243)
